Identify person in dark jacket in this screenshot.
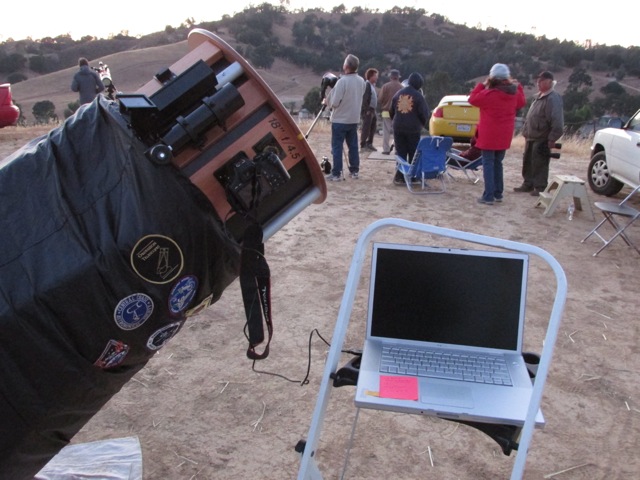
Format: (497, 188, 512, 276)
(71, 57, 104, 105)
(514, 70, 564, 195)
(360, 67, 379, 152)
(390, 72, 430, 185)
(468, 63, 526, 204)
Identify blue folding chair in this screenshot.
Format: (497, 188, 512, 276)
(395, 136, 453, 194)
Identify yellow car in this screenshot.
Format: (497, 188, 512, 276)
(429, 95, 479, 143)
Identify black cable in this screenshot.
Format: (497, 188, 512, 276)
(249, 328, 361, 386)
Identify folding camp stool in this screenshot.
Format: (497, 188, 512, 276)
(534, 175, 594, 220)
(581, 182, 640, 256)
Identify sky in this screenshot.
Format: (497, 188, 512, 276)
(3, 1, 638, 48)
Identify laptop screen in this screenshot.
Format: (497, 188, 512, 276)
(368, 243, 527, 352)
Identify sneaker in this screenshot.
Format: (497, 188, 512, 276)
(477, 197, 494, 205)
(513, 185, 533, 193)
(326, 174, 343, 182)
(381, 151, 391, 155)
(494, 197, 503, 203)
(349, 171, 359, 179)
(530, 189, 543, 196)
(393, 176, 405, 186)
(366, 144, 378, 152)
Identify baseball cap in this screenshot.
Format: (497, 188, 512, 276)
(537, 71, 554, 80)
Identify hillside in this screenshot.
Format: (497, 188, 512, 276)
(7, 9, 640, 124)
(10, 30, 322, 124)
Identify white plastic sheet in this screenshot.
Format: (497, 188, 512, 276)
(34, 437, 143, 480)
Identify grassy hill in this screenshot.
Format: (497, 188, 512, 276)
(10, 30, 322, 124)
(7, 9, 640, 124)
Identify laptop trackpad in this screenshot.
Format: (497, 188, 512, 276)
(421, 383, 474, 409)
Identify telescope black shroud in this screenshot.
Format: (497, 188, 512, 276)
(0, 96, 241, 478)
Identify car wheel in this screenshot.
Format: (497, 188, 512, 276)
(587, 151, 623, 196)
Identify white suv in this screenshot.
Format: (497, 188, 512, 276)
(588, 108, 640, 196)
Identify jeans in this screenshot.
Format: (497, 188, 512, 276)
(331, 122, 360, 175)
(481, 149, 506, 201)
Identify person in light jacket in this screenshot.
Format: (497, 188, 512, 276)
(324, 54, 366, 180)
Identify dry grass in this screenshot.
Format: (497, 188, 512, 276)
(510, 134, 591, 158)
(298, 117, 591, 159)
(1, 122, 591, 165)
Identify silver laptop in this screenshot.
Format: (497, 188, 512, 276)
(354, 242, 544, 427)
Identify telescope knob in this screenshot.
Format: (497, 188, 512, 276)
(146, 144, 173, 165)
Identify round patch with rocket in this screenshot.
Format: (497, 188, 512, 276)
(168, 275, 199, 315)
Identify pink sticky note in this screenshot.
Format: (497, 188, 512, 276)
(379, 375, 419, 401)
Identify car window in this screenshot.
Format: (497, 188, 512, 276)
(628, 112, 640, 132)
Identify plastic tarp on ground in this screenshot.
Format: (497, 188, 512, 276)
(0, 97, 241, 479)
(34, 437, 143, 480)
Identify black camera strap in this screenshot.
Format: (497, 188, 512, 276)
(240, 223, 272, 360)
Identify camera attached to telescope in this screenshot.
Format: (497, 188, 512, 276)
(116, 59, 290, 220)
(216, 150, 290, 216)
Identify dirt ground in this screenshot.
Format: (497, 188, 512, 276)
(1, 124, 639, 479)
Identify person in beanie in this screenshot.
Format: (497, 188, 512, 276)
(71, 57, 104, 105)
(515, 71, 564, 195)
(468, 63, 525, 204)
(389, 72, 430, 185)
(324, 54, 366, 180)
(378, 69, 402, 154)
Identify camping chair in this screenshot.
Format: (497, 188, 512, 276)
(395, 136, 452, 194)
(581, 178, 640, 256)
(446, 147, 483, 184)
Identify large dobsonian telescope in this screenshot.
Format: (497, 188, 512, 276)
(0, 29, 326, 478)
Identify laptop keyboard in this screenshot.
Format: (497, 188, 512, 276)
(380, 346, 513, 386)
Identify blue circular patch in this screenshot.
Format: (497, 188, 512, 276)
(168, 275, 199, 315)
(147, 322, 182, 350)
(114, 293, 154, 330)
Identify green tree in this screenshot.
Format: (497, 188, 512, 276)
(28, 54, 60, 74)
(302, 87, 322, 115)
(32, 100, 57, 124)
(64, 100, 81, 119)
(248, 44, 275, 69)
(601, 81, 625, 96)
(7, 72, 27, 84)
(568, 67, 592, 90)
(0, 52, 27, 73)
(423, 71, 453, 107)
